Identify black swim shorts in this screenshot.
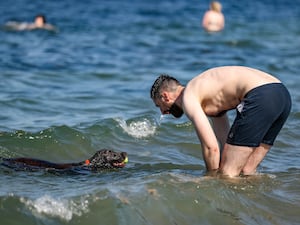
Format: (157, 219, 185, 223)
(227, 83, 291, 147)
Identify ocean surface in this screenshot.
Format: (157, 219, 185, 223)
(0, 0, 299, 224)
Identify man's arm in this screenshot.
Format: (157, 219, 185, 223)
(184, 100, 220, 171)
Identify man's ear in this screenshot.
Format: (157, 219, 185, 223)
(161, 92, 170, 102)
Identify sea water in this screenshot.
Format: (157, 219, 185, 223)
(0, 0, 299, 224)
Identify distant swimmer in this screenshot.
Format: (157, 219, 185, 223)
(150, 66, 291, 177)
(202, 1, 225, 32)
(4, 14, 57, 32)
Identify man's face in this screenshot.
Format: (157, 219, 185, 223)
(154, 96, 183, 118)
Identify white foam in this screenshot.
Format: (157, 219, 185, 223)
(159, 115, 165, 124)
(116, 118, 157, 138)
(21, 195, 89, 221)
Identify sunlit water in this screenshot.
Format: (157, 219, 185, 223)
(0, 0, 300, 224)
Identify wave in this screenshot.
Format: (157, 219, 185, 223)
(115, 117, 157, 139)
(0, 115, 160, 168)
(20, 195, 89, 221)
(0, 126, 94, 160)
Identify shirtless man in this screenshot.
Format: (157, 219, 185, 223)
(4, 14, 56, 32)
(150, 66, 291, 177)
(202, 1, 225, 32)
(25, 14, 57, 31)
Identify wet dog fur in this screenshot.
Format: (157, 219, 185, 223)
(0, 149, 128, 171)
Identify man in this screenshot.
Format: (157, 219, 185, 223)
(4, 14, 56, 32)
(150, 66, 291, 177)
(27, 14, 56, 31)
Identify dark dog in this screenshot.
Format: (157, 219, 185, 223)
(0, 149, 128, 171)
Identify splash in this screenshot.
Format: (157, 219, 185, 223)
(116, 118, 157, 138)
(159, 114, 165, 125)
(20, 195, 89, 221)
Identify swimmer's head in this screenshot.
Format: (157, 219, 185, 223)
(34, 14, 46, 27)
(210, 1, 222, 12)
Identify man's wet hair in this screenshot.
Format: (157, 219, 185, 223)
(150, 74, 181, 99)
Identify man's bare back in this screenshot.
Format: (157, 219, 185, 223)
(183, 66, 281, 117)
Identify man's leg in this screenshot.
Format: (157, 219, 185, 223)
(241, 143, 271, 175)
(219, 143, 254, 177)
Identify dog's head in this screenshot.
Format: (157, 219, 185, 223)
(87, 149, 128, 170)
